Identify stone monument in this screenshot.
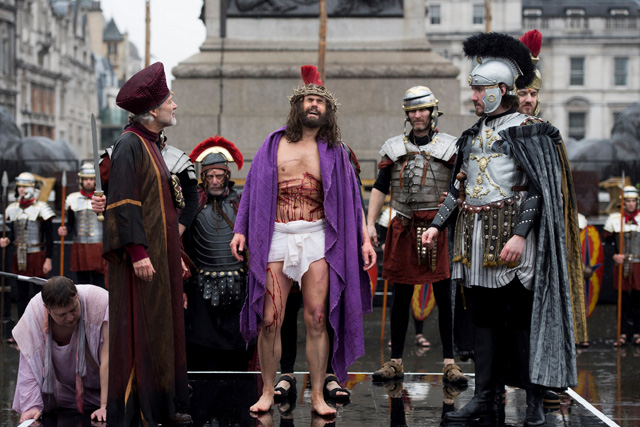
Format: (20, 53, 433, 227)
(171, 0, 464, 181)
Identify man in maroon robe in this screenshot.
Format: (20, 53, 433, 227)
(101, 62, 191, 426)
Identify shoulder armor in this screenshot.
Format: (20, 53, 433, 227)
(36, 201, 56, 221)
(379, 135, 406, 162)
(428, 132, 458, 162)
(162, 145, 197, 180)
(99, 146, 113, 165)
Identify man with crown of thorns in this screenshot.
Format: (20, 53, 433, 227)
(230, 65, 376, 416)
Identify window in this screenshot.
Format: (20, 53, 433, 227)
(570, 57, 584, 86)
(429, 4, 441, 25)
(614, 57, 628, 86)
(473, 4, 484, 24)
(568, 112, 586, 140)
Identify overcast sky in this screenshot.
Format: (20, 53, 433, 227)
(100, 0, 206, 86)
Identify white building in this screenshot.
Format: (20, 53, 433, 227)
(425, 0, 640, 141)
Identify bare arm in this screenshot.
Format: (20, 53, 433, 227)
(366, 188, 386, 247)
(361, 209, 376, 271)
(91, 321, 109, 422)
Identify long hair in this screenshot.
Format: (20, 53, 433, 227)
(284, 98, 341, 146)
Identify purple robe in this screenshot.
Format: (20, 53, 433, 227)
(235, 126, 371, 383)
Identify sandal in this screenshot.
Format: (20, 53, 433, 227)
(274, 375, 297, 398)
(415, 334, 431, 347)
(443, 363, 468, 386)
(614, 334, 627, 347)
(634, 334, 640, 346)
(372, 360, 404, 381)
(323, 375, 351, 401)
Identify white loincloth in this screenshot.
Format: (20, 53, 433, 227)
(268, 219, 325, 283)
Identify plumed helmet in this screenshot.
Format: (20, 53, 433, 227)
(463, 33, 536, 114)
(518, 29, 543, 92)
(623, 185, 639, 200)
(77, 162, 95, 179)
(15, 172, 36, 187)
(189, 136, 244, 179)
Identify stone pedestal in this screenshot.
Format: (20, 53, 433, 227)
(171, 0, 465, 181)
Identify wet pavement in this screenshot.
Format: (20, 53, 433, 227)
(1, 302, 639, 426)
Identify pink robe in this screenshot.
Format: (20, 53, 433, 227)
(12, 285, 109, 414)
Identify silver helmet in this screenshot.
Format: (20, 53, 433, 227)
(402, 86, 442, 130)
(15, 172, 36, 187)
(77, 162, 96, 179)
(463, 33, 536, 115)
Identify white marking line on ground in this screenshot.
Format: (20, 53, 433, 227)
(566, 388, 620, 427)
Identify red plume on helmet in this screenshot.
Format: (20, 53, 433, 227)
(300, 65, 323, 86)
(520, 29, 542, 59)
(189, 136, 244, 170)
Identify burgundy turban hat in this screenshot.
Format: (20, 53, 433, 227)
(116, 62, 171, 115)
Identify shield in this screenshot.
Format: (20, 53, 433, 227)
(581, 224, 603, 318)
(411, 283, 436, 321)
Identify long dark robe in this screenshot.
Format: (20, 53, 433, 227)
(103, 124, 188, 426)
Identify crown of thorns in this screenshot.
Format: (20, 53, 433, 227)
(289, 65, 339, 111)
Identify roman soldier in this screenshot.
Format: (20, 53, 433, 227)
(58, 163, 106, 288)
(0, 172, 55, 318)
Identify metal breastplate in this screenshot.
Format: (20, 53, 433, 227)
(192, 200, 243, 271)
(193, 199, 244, 307)
(389, 141, 453, 217)
(67, 193, 102, 244)
(6, 201, 54, 253)
(623, 229, 640, 262)
(465, 113, 528, 206)
(15, 218, 42, 252)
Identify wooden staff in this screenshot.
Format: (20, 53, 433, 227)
(1, 171, 8, 341)
(59, 171, 67, 276)
(616, 172, 625, 345)
(318, 0, 327, 82)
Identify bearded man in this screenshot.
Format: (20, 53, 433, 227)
(230, 65, 375, 416)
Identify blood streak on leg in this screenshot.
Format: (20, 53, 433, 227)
(264, 267, 283, 354)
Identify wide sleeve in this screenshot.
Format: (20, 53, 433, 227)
(12, 351, 44, 414)
(102, 134, 148, 262)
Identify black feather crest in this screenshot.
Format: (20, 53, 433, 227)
(463, 32, 536, 89)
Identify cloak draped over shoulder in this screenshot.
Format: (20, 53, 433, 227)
(449, 121, 582, 389)
(234, 126, 372, 383)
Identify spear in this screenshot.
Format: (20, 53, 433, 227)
(1, 171, 8, 341)
(59, 171, 67, 276)
(318, 0, 327, 82)
(616, 171, 625, 346)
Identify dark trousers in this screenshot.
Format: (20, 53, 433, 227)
(468, 278, 535, 390)
(390, 279, 454, 359)
(621, 289, 640, 337)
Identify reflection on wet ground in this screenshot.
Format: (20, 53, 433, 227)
(1, 304, 639, 426)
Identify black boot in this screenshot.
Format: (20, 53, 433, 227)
(524, 387, 546, 426)
(444, 327, 498, 423)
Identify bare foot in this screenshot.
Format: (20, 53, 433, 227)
(249, 409, 274, 426)
(250, 393, 274, 413)
(311, 393, 337, 416)
(311, 412, 337, 426)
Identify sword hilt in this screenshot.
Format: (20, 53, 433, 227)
(95, 190, 105, 222)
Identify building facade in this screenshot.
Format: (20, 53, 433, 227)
(14, 0, 98, 158)
(0, 0, 17, 116)
(425, 0, 640, 141)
